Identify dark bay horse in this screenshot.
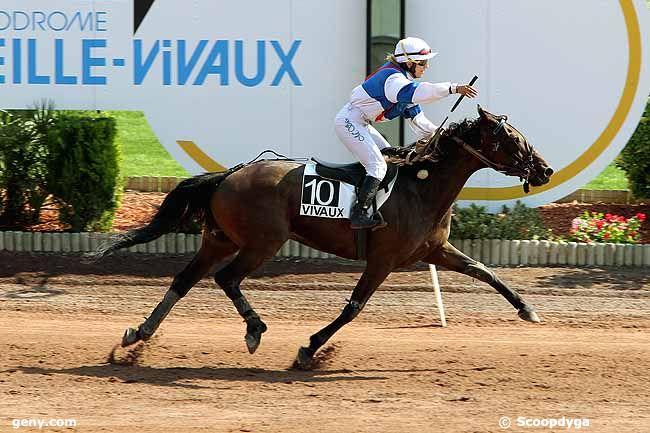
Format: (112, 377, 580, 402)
(91, 105, 553, 368)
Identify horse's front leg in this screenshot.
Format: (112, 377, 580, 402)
(295, 262, 393, 369)
(424, 241, 540, 323)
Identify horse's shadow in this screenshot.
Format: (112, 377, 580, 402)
(534, 267, 650, 291)
(14, 364, 388, 389)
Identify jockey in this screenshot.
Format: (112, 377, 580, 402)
(335, 36, 478, 229)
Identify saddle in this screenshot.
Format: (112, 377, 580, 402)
(310, 158, 398, 260)
(311, 158, 398, 191)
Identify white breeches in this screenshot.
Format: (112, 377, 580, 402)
(334, 103, 390, 180)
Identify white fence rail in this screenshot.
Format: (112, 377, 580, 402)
(1, 231, 650, 267)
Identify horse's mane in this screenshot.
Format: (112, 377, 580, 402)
(382, 117, 480, 167)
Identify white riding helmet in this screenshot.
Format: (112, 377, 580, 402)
(394, 37, 437, 63)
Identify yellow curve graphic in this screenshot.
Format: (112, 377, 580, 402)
(176, 140, 227, 172)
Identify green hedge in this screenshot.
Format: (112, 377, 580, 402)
(0, 106, 54, 229)
(450, 201, 550, 240)
(46, 113, 121, 232)
(618, 97, 650, 198)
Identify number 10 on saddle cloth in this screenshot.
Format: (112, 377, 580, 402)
(299, 163, 397, 219)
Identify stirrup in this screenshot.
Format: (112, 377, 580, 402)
(350, 209, 385, 230)
(350, 211, 378, 229)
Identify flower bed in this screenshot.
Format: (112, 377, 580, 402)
(568, 211, 646, 243)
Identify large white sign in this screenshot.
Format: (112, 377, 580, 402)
(1, 1, 649, 211)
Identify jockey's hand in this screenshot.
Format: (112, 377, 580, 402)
(457, 85, 478, 98)
(415, 137, 430, 153)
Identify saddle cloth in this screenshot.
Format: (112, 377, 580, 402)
(299, 161, 398, 219)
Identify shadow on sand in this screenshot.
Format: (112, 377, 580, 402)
(14, 364, 388, 389)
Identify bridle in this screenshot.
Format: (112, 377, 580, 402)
(449, 115, 537, 193)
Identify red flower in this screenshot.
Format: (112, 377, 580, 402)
(617, 216, 626, 223)
(605, 213, 614, 221)
(596, 220, 605, 229)
(636, 213, 646, 222)
(604, 233, 610, 240)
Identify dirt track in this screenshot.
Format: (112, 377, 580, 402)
(1, 253, 649, 432)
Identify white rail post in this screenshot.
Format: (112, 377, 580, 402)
(429, 264, 447, 327)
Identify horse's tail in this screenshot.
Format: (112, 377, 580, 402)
(87, 171, 229, 261)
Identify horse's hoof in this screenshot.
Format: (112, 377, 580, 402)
(294, 347, 315, 370)
(518, 306, 541, 323)
(245, 319, 267, 354)
(245, 333, 261, 354)
(121, 327, 141, 347)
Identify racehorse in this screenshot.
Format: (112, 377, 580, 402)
(90, 105, 554, 368)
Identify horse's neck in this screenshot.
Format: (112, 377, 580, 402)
(420, 140, 483, 215)
(429, 163, 478, 209)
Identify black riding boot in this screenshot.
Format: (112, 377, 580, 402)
(350, 176, 382, 229)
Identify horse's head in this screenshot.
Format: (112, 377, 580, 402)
(472, 105, 553, 191)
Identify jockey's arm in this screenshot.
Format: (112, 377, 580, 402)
(411, 82, 478, 103)
(412, 82, 458, 104)
(384, 75, 474, 140)
(407, 111, 439, 141)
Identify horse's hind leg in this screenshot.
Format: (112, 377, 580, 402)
(424, 241, 540, 323)
(213, 243, 282, 354)
(122, 233, 238, 347)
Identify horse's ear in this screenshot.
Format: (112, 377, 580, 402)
(477, 104, 487, 119)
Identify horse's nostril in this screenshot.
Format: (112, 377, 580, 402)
(544, 167, 554, 177)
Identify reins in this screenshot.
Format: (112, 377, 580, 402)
(449, 135, 530, 178)
(246, 150, 309, 165)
